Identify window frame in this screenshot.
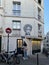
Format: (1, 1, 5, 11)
(38, 24, 41, 30)
(38, 0, 41, 5)
(12, 20, 21, 30)
(38, 7, 41, 20)
(13, 1, 21, 16)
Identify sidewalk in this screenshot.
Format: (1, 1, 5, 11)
(0, 53, 49, 65)
(16, 53, 49, 65)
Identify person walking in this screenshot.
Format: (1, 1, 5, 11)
(23, 41, 28, 60)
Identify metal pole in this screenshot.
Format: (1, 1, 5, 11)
(37, 53, 39, 65)
(7, 34, 9, 63)
(7, 34, 9, 53)
(37, 41, 39, 65)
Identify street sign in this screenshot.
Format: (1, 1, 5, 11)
(6, 28, 12, 34)
(5, 28, 12, 61)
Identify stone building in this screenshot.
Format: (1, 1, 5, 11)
(0, 0, 44, 56)
(43, 32, 49, 52)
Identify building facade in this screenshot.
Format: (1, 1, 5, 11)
(0, 0, 44, 56)
(43, 32, 49, 51)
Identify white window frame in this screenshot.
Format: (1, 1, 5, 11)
(13, 1, 21, 16)
(12, 20, 21, 30)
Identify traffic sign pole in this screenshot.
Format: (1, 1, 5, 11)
(5, 28, 12, 53)
(5, 28, 12, 63)
(7, 34, 9, 53)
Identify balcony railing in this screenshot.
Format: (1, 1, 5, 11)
(38, 29, 42, 33)
(13, 10, 21, 16)
(38, 30, 42, 37)
(38, 15, 41, 21)
(38, 14, 44, 22)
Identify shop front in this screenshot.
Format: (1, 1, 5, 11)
(32, 38, 42, 54)
(17, 39, 23, 54)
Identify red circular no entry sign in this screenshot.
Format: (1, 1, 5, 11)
(6, 28, 12, 34)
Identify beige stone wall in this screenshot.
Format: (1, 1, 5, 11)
(4, 0, 34, 17)
(3, 17, 35, 36)
(0, 0, 44, 53)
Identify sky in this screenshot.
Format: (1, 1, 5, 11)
(44, 0, 49, 35)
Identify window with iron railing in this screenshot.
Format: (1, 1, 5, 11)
(38, 14, 41, 21)
(13, 1, 21, 16)
(38, 7, 41, 21)
(38, 24, 42, 37)
(38, 24, 41, 30)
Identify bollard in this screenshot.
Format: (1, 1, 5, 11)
(37, 53, 39, 65)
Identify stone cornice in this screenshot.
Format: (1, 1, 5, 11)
(4, 15, 44, 24)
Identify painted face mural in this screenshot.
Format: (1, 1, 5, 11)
(24, 24, 32, 35)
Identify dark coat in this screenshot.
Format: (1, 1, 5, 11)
(23, 41, 27, 46)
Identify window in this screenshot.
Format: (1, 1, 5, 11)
(38, 7, 41, 20)
(38, 0, 41, 5)
(13, 1, 21, 16)
(32, 40, 41, 51)
(17, 39, 23, 48)
(44, 37, 46, 39)
(12, 20, 21, 30)
(46, 40, 48, 43)
(38, 24, 41, 30)
(0, 0, 1, 6)
(38, 24, 42, 37)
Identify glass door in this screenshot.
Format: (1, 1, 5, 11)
(17, 39, 23, 54)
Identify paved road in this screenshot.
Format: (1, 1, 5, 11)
(0, 53, 49, 65)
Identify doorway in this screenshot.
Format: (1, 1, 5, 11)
(17, 39, 23, 54)
(32, 40, 41, 54)
(0, 36, 2, 52)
